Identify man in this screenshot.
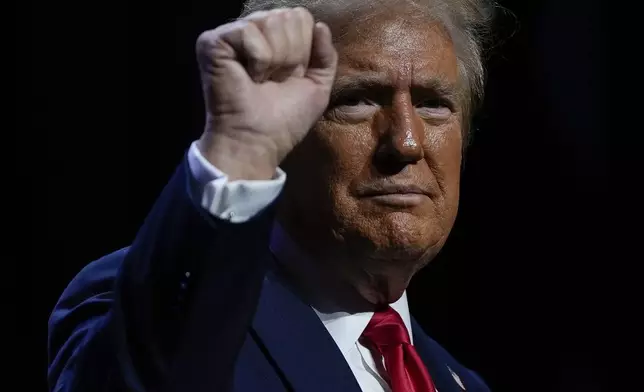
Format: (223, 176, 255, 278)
(48, 1, 494, 391)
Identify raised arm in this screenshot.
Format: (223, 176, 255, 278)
(47, 8, 337, 392)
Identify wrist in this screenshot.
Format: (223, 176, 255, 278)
(199, 131, 279, 181)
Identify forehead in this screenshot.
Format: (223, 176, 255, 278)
(333, 16, 458, 86)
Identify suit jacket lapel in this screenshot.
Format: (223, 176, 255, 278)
(251, 271, 362, 392)
(412, 318, 464, 392)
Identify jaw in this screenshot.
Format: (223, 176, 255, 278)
(275, 188, 450, 307)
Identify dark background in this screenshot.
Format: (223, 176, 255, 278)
(20, 0, 624, 390)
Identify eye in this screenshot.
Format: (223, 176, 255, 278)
(416, 97, 448, 109)
(334, 94, 374, 107)
(326, 92, 379, 122)
(415, 97, 453, 120)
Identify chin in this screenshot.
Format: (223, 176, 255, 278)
(356, 281, 408, 306)
(371, 242, 439, 276)
(347, 220, 445, 270)
(339, 208, 444, 252)
(380, 211, 445, 248)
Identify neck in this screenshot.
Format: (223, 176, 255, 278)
(269, 222, 408, 313)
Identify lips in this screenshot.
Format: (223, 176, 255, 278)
(357, 183, 433, 207)
(359, 184, 429, 197)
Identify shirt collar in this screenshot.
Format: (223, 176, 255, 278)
(313, 291, 413, 356)
(269, 222, 414, 357)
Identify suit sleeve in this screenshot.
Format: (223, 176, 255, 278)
(47, 154, 283, 392)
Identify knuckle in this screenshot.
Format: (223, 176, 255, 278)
(293, 7, 313, 24)
(196, 22, 241, 50)
(195, 30, 219, 57)
(244, 10, 269, 20)
(253, 52, 272, 68)
(240, 27, 272, 64)
(260, 8, 285, 24)
(196, 30, 214, 48)
(264, 13, 282, 27)
(240, 21, 259, 36)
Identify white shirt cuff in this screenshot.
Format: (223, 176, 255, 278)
(187, 141, 286, 223)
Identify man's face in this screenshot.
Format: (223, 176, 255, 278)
(280, 14, 463, 285)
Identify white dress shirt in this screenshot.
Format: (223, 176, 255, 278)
(186, 141, 416, 391)
(312, 292, 412, 392)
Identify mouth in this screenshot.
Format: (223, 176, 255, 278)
(359, 185, 431, 207)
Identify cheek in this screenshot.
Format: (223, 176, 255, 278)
(315, 123, 375, 185)
(310, 124, 378, 228)
(424, 123, 463, 223)
(427, 122, 463, 180)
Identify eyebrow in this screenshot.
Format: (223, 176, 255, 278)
(331, 73, 459, 101)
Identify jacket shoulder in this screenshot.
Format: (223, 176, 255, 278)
(47, 247, 132, 389)
(412, 319, 490, 392)
(58, 247, 130, 303)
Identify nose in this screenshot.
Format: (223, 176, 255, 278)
(374, 90, 425, 170)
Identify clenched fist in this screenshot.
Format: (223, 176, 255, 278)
(195, 7, 338, 180)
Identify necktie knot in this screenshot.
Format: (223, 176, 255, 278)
(361, 306, 411, 349)
(360, 306, 437, 392)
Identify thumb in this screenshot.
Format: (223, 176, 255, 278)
(305, 22, 338, 86)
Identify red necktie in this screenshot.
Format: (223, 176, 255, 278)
(361, 307, 436, 392)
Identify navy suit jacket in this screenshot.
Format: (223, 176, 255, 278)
(48, 157, 490, 392)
